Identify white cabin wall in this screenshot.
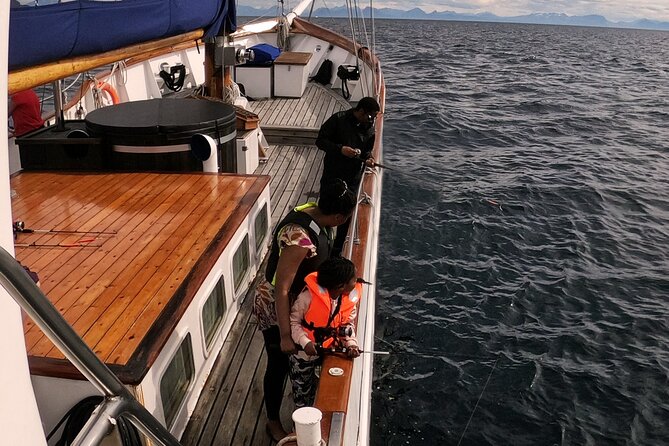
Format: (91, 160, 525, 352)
(233, 31, 373, 102)
(139, 185, 271, 439)
(0, 3, 48, 444)
(287, 33, 374, 102)
(291, 34, 374, 102)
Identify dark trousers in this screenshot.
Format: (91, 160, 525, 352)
(320, 173, 360, 257)
(262, 325, 289, 421)
(333, 217, 351, 256)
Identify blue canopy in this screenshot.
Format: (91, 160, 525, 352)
(9, 0, 236, 71)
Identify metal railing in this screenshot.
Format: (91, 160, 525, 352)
(0, 247, 181, 446)
(343, 165, 376, 260)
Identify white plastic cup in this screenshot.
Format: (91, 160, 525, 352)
(292, 406, 323, 446)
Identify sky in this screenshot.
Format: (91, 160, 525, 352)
(240, 0, 669, 22)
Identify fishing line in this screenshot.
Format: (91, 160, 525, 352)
(352, 154, 450, 189)
(373, 336, 510, 362)
(374, 161, 450, 189)
(364, 158, 511, 211)
(456, 352, 500, 446)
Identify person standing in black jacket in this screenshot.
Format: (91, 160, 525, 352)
(316, 96, 380, 254)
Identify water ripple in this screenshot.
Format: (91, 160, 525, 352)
(361, 19, 669, 446)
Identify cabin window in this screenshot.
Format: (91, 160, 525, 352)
(254, 203, 269, 253)
(233, 234, 250, 293)
(160, 334, 194, 428)
(202, 276, 226, 349)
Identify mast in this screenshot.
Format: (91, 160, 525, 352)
(204, 8, 235, 99)
(0, 2, 48, 444)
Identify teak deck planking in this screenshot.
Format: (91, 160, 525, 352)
(13, 172, 269, 379)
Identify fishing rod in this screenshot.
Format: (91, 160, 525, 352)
(12, 220, 117, 235)
(372, 335, 514, 362)
(354, 154, 454, 189)
(457, 352, 501, 446)
(16, 242, 103, 248)
(325, 346, 390, 355)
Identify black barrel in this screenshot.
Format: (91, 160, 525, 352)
(86, 98, 237, 172)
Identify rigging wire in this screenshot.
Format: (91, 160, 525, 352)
(308, 0, 315, 20)
(239, 7, 276, 26)
(318, 0, 340, 31)
(351, 0, 370, 97)
(370, 0, 375, 64)
(38, 74, 83, 104)
(345, 0, 360, 71)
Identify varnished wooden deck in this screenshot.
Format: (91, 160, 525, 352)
(12, 172, 269, 382)
(182, 87, 350, 445)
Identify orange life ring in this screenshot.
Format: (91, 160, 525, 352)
(96, 81, 120, 105)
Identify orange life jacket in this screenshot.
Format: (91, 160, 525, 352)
(301, 271, 361, 348)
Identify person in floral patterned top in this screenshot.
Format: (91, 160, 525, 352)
(254, 179, 356, 441)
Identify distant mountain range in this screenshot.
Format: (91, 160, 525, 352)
(237, 6, 669, 31)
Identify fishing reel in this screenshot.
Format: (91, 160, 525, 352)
(219, 46, 254, 66)
(13, 220, 26, 232)
(337, 326, 353, 337)
(313, 325, 353, 344)
(12, 220, 28, 239)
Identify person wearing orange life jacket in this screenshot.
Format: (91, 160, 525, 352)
(253, 180, 356, 442)
(289, 256, 362, 408)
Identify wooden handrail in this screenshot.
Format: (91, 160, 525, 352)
(313, 42, 386, 444)
(9, 29, 204, 94)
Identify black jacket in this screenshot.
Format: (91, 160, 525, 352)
(316, 109, 375, 189)
(265, 206, 333, 295)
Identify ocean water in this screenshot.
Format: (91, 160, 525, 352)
(345, 20, 669, 445)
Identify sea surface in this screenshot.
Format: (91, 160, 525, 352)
(313, 19, 669, 445)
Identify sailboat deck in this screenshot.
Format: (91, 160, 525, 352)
(247, 83, 350, 144)
(182, 86, 350, 445)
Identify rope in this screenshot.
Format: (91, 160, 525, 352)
(350, 0, 366, 97)
(277, 15, 291, 50)
(370, 0, 376, 62)
(355, 0, 374, 97)
(224, 81, 241, 104)
(38, 74, 82, 104)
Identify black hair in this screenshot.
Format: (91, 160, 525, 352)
(318, 178, 356, 216)
(317, 256, 356, 290)
(354, 96, 380, 114)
